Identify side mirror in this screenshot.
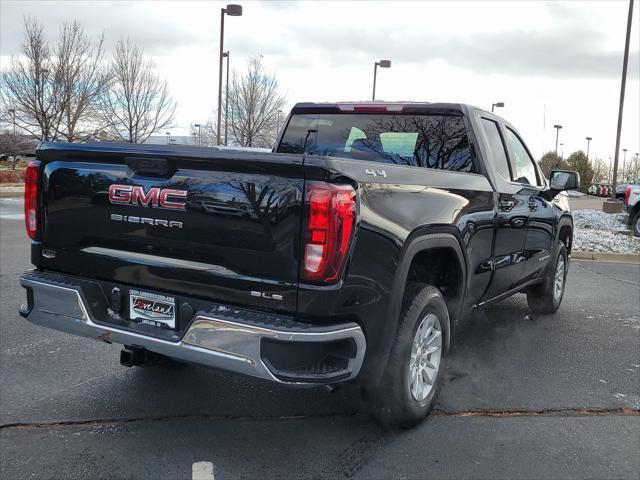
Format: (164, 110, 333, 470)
(550, 170, 580, 191)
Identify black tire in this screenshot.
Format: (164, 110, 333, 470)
(631, 211, 640, 238)
(527, 243, 568, 314)
(364, 283, 450, 429)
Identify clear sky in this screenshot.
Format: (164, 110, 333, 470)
(1, 0, 639, 162)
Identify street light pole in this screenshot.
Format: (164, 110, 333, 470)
(491, 102, 504, 113)
(194, 124, 201, 146)
(622, 148, 628, 181)
(554, 124, 562, 154)
(223, 51, 230, 146)
(166, 131, 171, 144)
(611, 0, 634, 201)
(372, 59, 391, 101)
(586, 136, 592, 159)
(217, 4, 242, 146)
(560, 143, 564, 160)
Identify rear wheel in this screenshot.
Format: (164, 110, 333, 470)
(527, 243, 568, 314)
(364, 284, 449, 429)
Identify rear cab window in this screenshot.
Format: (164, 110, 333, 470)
(277, 112, 476, 173)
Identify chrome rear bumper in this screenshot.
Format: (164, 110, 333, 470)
(19, 272, 366, 385)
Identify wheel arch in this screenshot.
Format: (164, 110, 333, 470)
(369, 227, 468, 386)
(556, 215, 574, 255)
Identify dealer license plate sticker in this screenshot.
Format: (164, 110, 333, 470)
(129, 289, 176, 329)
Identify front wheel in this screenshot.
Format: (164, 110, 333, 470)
(527, 243, 568, 314)
(631, 211, 640, 238)
(364, 284, 449, 429)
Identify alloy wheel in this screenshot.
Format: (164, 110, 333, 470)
(408, 313, 443, 402)
(553, 255, 566, 303)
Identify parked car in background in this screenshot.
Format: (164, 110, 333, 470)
(624, 185, 640, 237)
(616, 183, 630, 200)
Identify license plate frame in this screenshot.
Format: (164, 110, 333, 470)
(129, 289, 176, 329)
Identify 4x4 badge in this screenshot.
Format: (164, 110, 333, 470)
(365, 168, 387, 178)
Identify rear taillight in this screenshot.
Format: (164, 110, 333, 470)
(24, 161, 40, 240)
(624, 187, 631, 205)
(302, 182, 356, 284)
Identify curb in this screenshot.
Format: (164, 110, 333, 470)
(571, 250, 640, 263)
(0, 189, 24, 198)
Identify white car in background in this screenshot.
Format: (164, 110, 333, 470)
(624, 185, 640, 237)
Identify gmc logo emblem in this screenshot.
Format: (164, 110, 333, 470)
(108, 185, 187, 210)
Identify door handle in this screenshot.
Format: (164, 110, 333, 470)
(499, 198, 515, 211)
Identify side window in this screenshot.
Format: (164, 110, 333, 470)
(480, 118, 511, 180)
(504, 128, 540, 186)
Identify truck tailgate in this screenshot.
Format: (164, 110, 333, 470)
(37, 144, 304, 313)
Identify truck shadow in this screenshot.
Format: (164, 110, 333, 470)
(85, 293, 543, 421)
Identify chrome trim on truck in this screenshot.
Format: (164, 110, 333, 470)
(20, 274, 366, 385)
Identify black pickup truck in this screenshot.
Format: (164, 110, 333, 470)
(19, 102, 579, 427)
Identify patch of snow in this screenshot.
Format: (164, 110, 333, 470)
(573, 209, 629, 230)
(572, 209, 640, 254)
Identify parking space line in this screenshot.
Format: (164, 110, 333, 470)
(0, 213, 23, 220)
(192, 461, 214, 480)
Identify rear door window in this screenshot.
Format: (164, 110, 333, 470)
(278, 113, 475, 173)
(479, 118, 511, 180)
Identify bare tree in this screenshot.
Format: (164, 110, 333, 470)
(189, 120, 216, 146)
(227, 56, 286, 148)
(1, 18, 64, 141)
(591, 158, 610, 183)
(1, 18, 108, 143)
(55, 21, 108, 142)
(630, 154, 640, 183)
(199, 120, 216, 146)
(99, 38, 176, 143)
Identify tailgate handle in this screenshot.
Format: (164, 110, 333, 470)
(126, 157, 174, 177)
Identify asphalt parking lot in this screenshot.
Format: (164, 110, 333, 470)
(1, 197, 639, 480)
